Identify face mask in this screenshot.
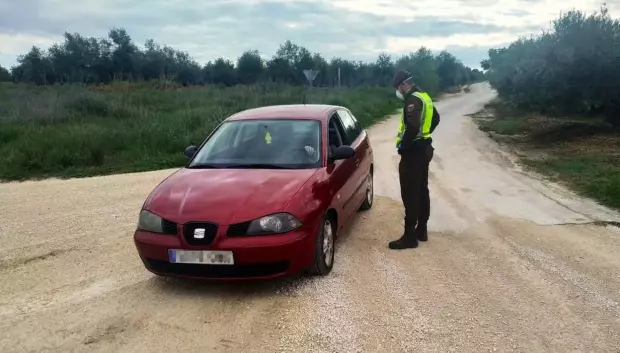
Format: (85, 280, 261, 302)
(395, 90, 404, 100)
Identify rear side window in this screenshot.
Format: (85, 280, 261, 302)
(337, 109, 363, 145)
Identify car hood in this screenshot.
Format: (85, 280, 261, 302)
(144, 168, 317, 224)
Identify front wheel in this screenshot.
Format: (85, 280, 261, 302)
(308, 215, 335, 276)
(359, 170, 373, 211)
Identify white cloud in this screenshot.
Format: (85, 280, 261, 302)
(327, 0, 615, 29)
(0, 33, 60, 55)
(1, 0, 619, 70)
(383, 31, 533, 53)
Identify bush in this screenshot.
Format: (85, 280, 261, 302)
(483, 5, 620, 128)
(5, 30, 485, 90)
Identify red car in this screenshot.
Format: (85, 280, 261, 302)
(134, 104, 374, 280)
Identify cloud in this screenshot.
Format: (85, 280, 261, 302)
(0, 0, 617, 70)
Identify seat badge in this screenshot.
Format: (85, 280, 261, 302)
(194, 228, 205, 239)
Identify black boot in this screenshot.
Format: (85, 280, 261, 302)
(389, 231, 418, 250)
(415, 224, 428, 242)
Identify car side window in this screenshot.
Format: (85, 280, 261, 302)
(328, 114, 346, 153)
(337, 109, 362, 145)
(346, 110, 363, 134)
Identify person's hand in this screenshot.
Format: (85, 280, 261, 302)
(304, 145, 316, 157)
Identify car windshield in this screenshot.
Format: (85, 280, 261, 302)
(188, 119, 322, 169)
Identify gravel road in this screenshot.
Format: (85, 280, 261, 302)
(1, 83, 620, 353)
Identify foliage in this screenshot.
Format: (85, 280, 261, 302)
(0, 26, 485, 180)
(0, 65, 10, 81)
(5, 28, 484, 95)
(483, 5, 620, 128)
(0, 82, 400, 180)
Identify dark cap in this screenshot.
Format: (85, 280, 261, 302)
(391, 69, 411, 88)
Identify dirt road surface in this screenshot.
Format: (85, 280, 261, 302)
(2, 83, 620, 353)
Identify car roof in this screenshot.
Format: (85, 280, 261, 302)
(226, 104, 344, 123)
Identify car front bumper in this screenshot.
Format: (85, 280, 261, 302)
(134, 225, 317, 281)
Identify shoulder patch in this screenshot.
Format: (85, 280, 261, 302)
(407, 104, 415, 112)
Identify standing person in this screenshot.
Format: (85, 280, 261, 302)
(389, 70, 440, 250)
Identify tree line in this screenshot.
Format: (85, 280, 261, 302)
(0, 28, 483, 94)
(482, 5, 620, 128)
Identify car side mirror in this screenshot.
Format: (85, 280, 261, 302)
(184, 145, 198, 159)
(330, 145, 355, 161)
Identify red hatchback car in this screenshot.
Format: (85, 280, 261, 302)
(134, 104, 374, 280)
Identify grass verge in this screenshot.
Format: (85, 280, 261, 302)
(472, 100, 620, 209)
(0, 82, 404, 181)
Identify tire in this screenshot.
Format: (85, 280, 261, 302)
(308, 215, 335, 276)
(358, 170, 374, 211)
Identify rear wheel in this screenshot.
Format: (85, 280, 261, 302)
(359, 170, 374, 211)
(308, 215, 335, 276)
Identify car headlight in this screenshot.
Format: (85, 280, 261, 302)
(137, 209, 164, 233)
(247, 213, 302, 235)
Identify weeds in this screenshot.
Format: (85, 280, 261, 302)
(473, 100, 620, 210)
(0, 82, 399, 180)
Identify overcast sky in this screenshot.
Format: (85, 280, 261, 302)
(0, 0, 618, 70)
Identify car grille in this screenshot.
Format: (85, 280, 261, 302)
(183, 222, 218, 246)
(144, 258, 290, 278)
(161, 219, 178, 235)
(226, 221, 250, 237)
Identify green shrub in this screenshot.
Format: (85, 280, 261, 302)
(0, 83, 399, 180)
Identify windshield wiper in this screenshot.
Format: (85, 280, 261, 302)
(228, 163, 287, 169)
(187, 163, 223, 169)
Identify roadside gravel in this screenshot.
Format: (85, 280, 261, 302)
(1, 83, 619, 352)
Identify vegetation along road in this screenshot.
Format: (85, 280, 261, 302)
(2, 83, 620, 353)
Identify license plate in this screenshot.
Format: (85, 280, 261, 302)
(168, 249, 234, 265)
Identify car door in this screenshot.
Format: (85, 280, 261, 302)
(335, 109, 368, 222)
(341, 109, 372, 202)
(326, 113, 357, 229)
